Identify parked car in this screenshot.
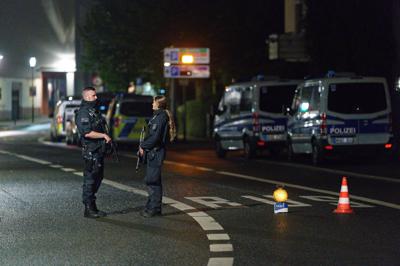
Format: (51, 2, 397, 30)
(213, 79, 301, 158)
(106, 93, 153, 143)
(286, 72, 394, 165)
(65, 92, 115, 145)
(50, 97, 81, 142)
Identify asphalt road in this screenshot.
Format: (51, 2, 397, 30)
(1, 126, 399, 265)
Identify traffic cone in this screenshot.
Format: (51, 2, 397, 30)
(333, 176, 354, 214)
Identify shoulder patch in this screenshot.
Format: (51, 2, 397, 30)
(81, 117, 89, 124)
(151, 123, 158, 130)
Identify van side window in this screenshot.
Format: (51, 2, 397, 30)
(240, 87, 252, 112)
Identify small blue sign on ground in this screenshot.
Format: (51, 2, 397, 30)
(274, 202, 288, 214)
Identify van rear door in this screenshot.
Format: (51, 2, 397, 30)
(327, 82, 391, 145)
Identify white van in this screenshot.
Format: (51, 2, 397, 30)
(213, 79, 301, 158)
(286, 74, 394, 165)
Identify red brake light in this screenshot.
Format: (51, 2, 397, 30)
(385, 144, 392, 149)
(324, 145, 333, 150)
(252, 112, 260, 132)
(320, 112, 327, 135)
(114, 117, 120, 128)
(257, 140, 265, 146)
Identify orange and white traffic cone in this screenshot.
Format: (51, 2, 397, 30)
(333, 176, 354, 214)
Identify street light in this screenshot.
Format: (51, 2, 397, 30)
(29, 57, 37, 123)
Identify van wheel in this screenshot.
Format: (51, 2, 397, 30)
(244, 138, 256, 159)
(215, 139, 227, 158)
(312, 141, 324, 166)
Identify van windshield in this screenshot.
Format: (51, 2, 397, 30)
(328, 83, 387, 114)
(259, 85, 297, 113)
(120, 101, 153, 117)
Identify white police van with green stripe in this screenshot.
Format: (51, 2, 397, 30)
(213, 79, 301, 158)
(286, 73, 394, 165)
(106, 94, 153, 142)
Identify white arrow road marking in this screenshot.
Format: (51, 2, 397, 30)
(185, 196, 243, 209)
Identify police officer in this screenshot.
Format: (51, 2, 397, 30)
(76, 86, 111, 218)
(139, 95, 176, 217)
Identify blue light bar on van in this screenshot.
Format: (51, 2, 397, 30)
(326, 70, 335, 78)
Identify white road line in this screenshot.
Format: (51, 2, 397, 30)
(255, 159, 400, 184)
(61, 168, 76, 172)
(14, 154, 51, 165)
(2, 149, 234, 266)
(207, 234, 230, 240)
(188, 211, 210, 217)
(39, 138, 400, 184)
(210, 244, 233, 252)
(218, 171, 400, 210)
(49, 164, 63, 168)
(192, 216, 224, 231)
(207, 258, 234, 266)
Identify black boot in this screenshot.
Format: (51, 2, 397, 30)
(92, 202, 107, 217)
(84, 204, 101, 219)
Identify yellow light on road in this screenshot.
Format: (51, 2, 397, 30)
(273, 187, 288, 202)
(181, 54, 194, 64)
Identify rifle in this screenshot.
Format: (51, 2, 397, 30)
(135, 126, 146, 172)
(101, 116, 119, 162)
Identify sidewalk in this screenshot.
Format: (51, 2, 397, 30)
(0, 116, 51, 131)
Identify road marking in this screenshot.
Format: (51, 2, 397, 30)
(299, 195, 374, 208)
(61, 168, 76, 172)
(49, 164, 63, 168)
(185, 196, 243, 209)
(14, 154, 51, 165)
(210, 244, 233, 252)
(207, 234, 230, 240)
(208, 258, 234, 266)
(242, 195, 311, 207)
(39, 138, 400, 184)
(216, 171, 400, 210)
(12, 142, 400, 210)
(192, 216, 224, 231)
(255, 159, 400, 184)
(1, 149, 234, 266)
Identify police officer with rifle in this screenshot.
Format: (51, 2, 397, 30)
(138, 96, 176, 218)
(76, 86, 111, 219)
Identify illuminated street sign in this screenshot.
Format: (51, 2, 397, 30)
(164, 48, 210, 64)
(164, 65, 210, 78)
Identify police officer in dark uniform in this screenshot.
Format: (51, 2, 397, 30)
(76, 86, 111, 218)
(139, 95, 176, 218)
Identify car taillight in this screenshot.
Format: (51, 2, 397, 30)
(385, 143, 392, 149)
(252, 112, 260, 133)
(57, 115, 63, 124)
(114, 117, 120, 128)
(320, 112, 327, 135)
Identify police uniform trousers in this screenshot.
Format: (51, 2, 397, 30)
(82, 153, 104, 205)
(144, 149, 164, 212)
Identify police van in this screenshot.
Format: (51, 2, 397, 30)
(286, 73, 394, 165)
(106, 94, 153, 142)
(213, 79, 301, 158)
